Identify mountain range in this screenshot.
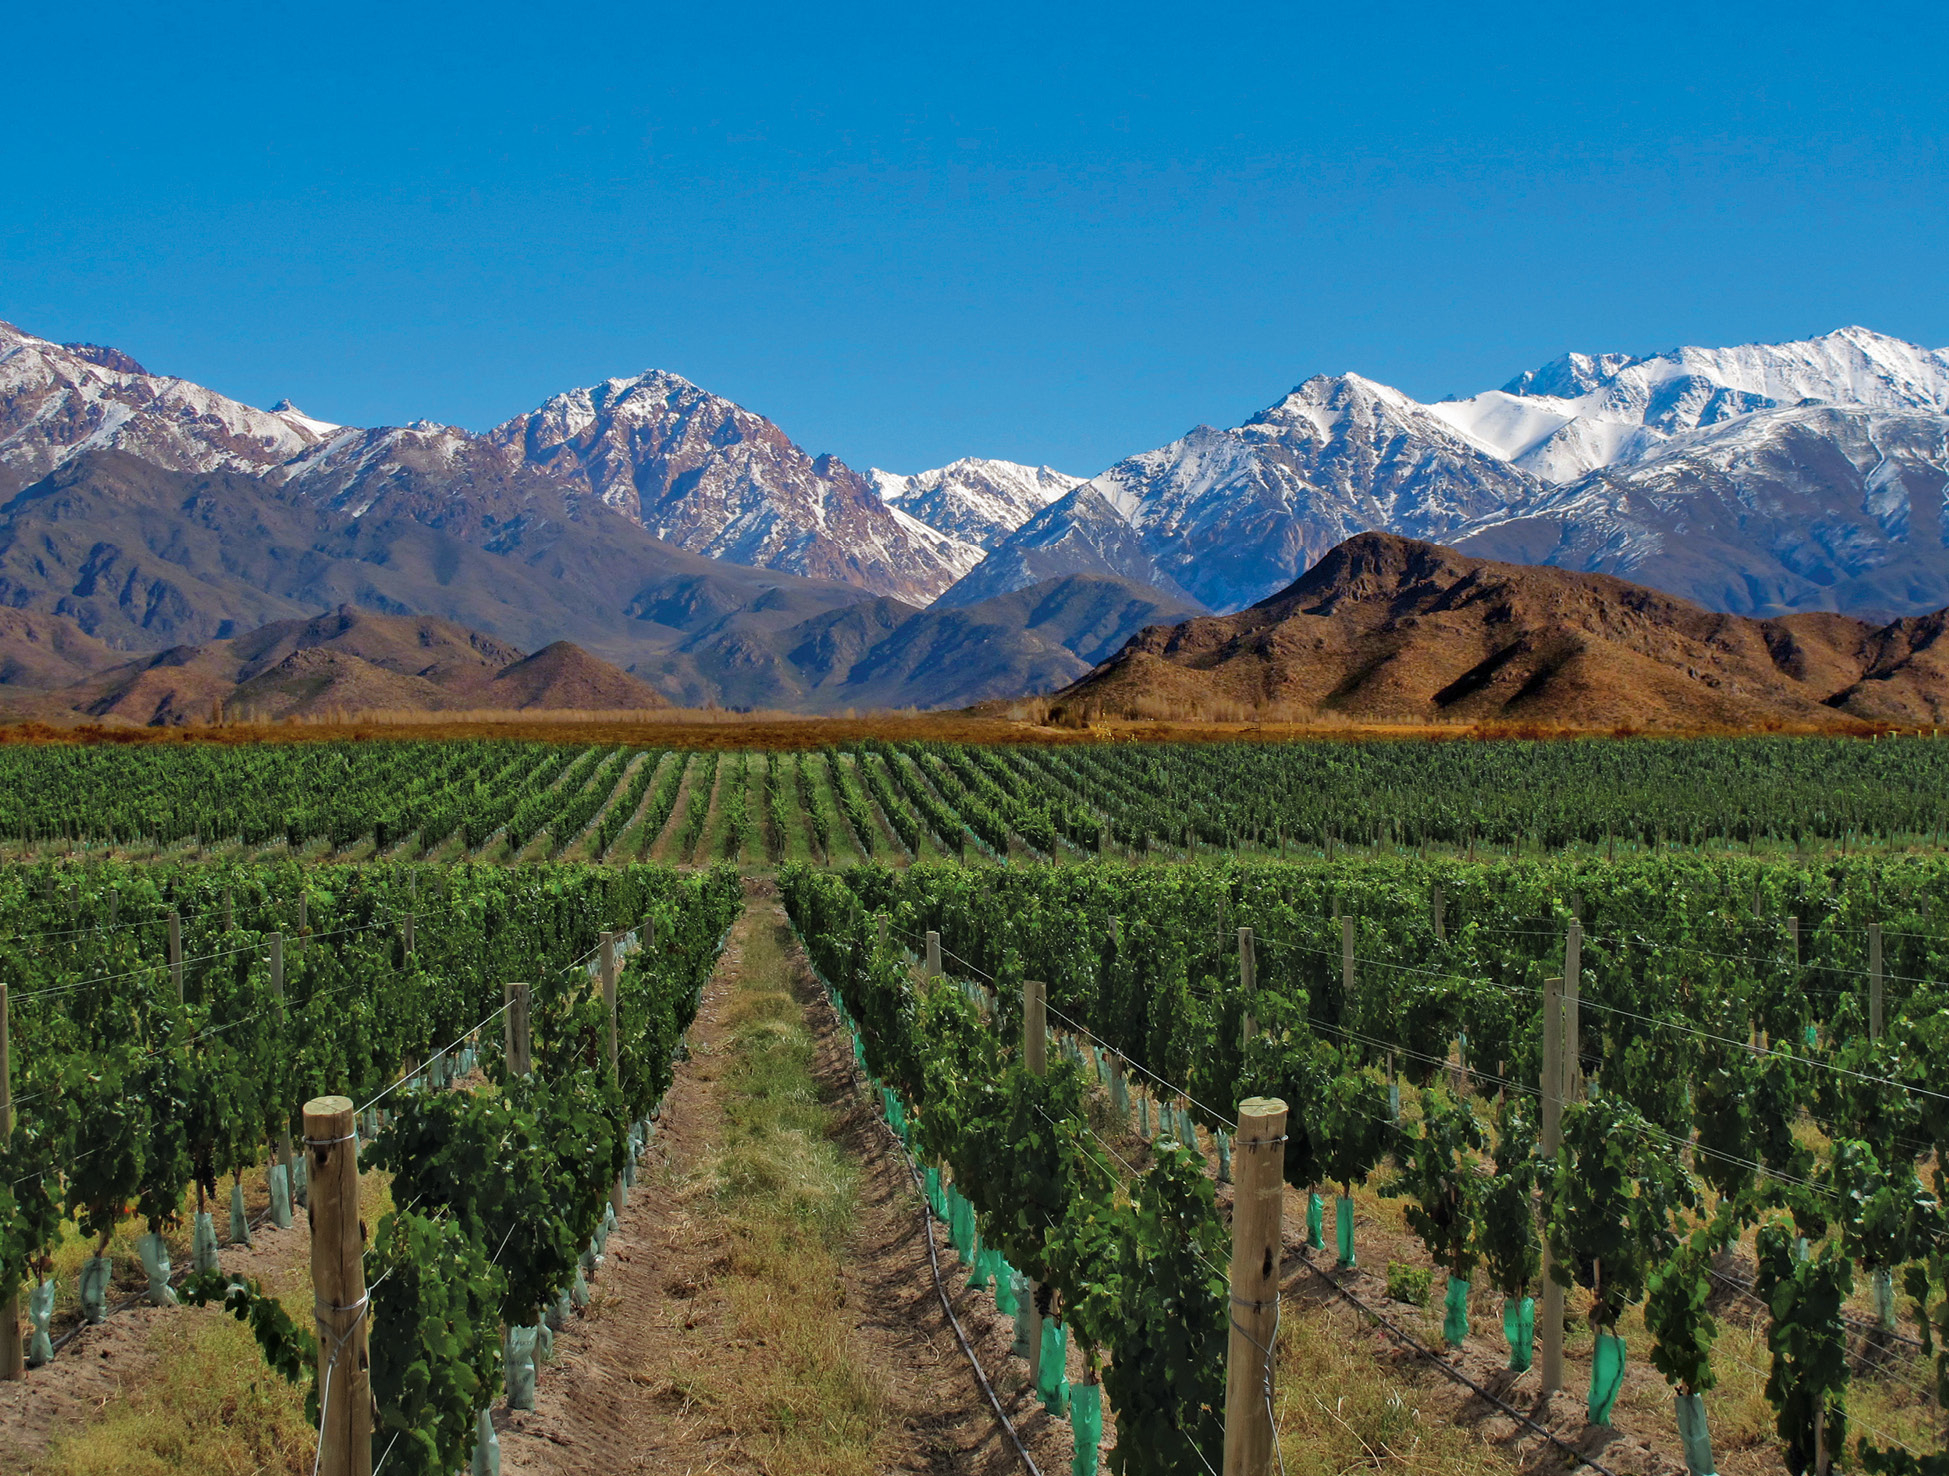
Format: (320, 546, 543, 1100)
(3, 315, 1947, 716)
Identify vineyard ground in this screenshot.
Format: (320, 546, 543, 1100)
(498, 880, 1074, 1476)
(3, 1172, 394, 1474)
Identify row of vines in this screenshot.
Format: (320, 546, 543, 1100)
(0, 858, 743, 1473)
(783, 852, 1949, 1475)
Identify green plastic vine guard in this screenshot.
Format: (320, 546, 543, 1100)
(1387, 1080, 1401, 1120)
(547, 1289, 571, 1330)
(471, 1403, 501, 1475)
(1217, 1129, 1232, 1184)
(291, 1153, 307, 1208)
(1307, 1192, 1326, 1250)
(78, 1255, 111, 1324)
(1588, 1333, 1627, 1425)
(967, 1235, 992, 1292)
(1010, 1275, 1034, 1357)
(1335, 1195, 1357, 1268)
(136, 1232, 179, 1306)
(268, 1164, 293, 1229)
(924, 1166, 944, 1218)
(535, 1320, 554, 1363)
(570, 1265, 590, 1310)
(1037, 1320, 1071, 1416)
(1674, 1391, 1717, 1476)
(1071, 1379, 1104, 1476)
(505, 1325, 539, 1410)
(193, 1211, 220, 1274)
(27, 1279, 54, 1366)
(228, 1181, 252, 1247)
(1442, 1275, 1469, 1347)
(1873, 1268, 1896, 1330)
(994, 1259, 1020, 1315)
(1502, 1296, 1535, 1371)
(1138, 1095, 1150, 1138)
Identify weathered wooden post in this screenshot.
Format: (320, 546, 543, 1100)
(402, 911, 414, 959)
(167, 909, 184, 1001)
(0, 983, 20, 1381)
(305, 1094, 371, 1476)
(1239, 927, 1256, 1044)
(1787, 915, 1800, 965)
(1540, 973, 1566, 1395)
(1222, 1095, 1289, 1476)
(1025, 977, 1048, 1387)
(1563, 920, 1582, 1096)
(1868, 922, 1883, 1040)
(270, 934, 298, 1207)
(602, 933, 625, 1214)
(1431, 884, 1445, 942)
(504, 983, 532, 1076)
(925, 930, 942, 978)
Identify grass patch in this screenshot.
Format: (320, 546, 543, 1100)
(32, 1301, 315, 1476)
(1273, 1298, 1518, 1475)
(700, 911, 889, 1474)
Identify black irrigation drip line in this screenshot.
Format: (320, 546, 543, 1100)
(813, 972, 1042, 1476)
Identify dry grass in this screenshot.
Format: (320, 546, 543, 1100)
(4, 710, 1925, 753)
(28, 1163, 397, 1475)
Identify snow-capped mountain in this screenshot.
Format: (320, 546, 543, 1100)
(951, 373, 1533, 612)
(1429, 326, 1949, 483)
(0, 322, 985, 604)
(0, 321, 333, 496)
(870, 458, 1081, 551)
(486, 370, 979, 601)
(959, 326, 1949, 619)
(1455, 401, 1949, 616)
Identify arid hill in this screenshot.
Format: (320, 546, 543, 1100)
(1051, 532, 1949, 730)
(0, 606, 668, 726)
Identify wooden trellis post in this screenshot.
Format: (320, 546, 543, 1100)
(1238, 927, 1256, 1044)
(1222, 1095, 1289, 1476)
(1024, 977, 1048, 1386)
(1, 983, 19, 1381)
(271, 935, 297, 1203)
(925, 930, 942, 978)
(305, 1094, 371, 1476)
(602, 932, 625, 1214)
(1431, 884, 1445, 942)
(504, 983, 533, 1076)
(1868, 922, 1883, 1040)
(1539, 973, 1566, 1395)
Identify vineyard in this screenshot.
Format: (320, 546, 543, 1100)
(0, 734, 1946, 1475)
(5, 735, 1949, 867)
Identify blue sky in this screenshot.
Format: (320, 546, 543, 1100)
(5, 1, 1945, 476)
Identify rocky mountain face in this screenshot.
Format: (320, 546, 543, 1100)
(486, 370, 981, 601)
(0, 324, 982, 604)
(1055, 531, 1949, 730)
(960, 374, 1534, 612)
(870, 458, 1080, 551)
(967, 327, 1949, 621)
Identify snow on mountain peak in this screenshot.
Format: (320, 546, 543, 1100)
(869, 458, 1082, 552)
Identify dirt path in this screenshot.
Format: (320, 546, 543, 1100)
(498, 882, 1069, 1476)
